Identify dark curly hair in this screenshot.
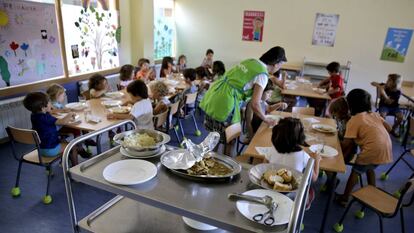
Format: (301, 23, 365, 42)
(23, 92, 49, 113)
(271, 117, 308, 153)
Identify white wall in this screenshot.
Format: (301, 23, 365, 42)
(175, 0, 414, 96)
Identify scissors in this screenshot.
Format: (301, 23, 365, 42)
(253, 202, 278, 226)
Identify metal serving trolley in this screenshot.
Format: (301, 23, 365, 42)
(62, 120, 314, 233)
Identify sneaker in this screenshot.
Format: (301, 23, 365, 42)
(305, 187, 315, 210)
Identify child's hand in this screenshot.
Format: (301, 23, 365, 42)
(63, 113, 76, 122)
(264, 118, 277, 127)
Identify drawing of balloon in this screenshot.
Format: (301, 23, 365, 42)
(20, 43, 29, 57)
(91, 57, 96, 69)
(9, 41, 19, 56)
(0, 10, 9, 26)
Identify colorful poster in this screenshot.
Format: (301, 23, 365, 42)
(380, 28, 413, 63)
(312, 13, 340, 47)
(242, 10, 265, 42)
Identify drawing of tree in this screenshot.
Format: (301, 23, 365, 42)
(74, 6, 117, 70)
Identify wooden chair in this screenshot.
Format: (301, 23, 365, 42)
(153, 109, 169, 130)
(333, 178, 414, 233)
(168, 101, 182, 142)
(381, 116, 414, 180)
(81, 90, 91, 100)
(292, 107, 315, 116)
(217, 123, 244, 157)
(177, 93, 201, 138)
(6, 126, 67, 204)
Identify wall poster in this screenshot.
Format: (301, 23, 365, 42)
(242, 10, 265, 42)
(312, 13, 339, 47)
(380, 27, 413, 63)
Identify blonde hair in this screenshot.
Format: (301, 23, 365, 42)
(46, 83, 65, 101)
(150, 81, 169, 97)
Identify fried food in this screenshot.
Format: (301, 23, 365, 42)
(187, 157, 232, 176)
(262, 168, 297, 191)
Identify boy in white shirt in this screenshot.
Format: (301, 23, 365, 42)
(107, 80, 154, 130)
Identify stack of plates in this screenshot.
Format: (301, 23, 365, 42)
(120, 145, 166, 159)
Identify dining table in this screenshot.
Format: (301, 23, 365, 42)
(238, 111, 346, 233)
(281, 78, 331, 100)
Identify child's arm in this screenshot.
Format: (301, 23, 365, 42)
(267, 102, 288, 113)
(341, 138, 357, 163)
(327, 86, 340, 95)
(318, 77, 330, 88)
(303, 147, 321, 181)
(153, 102, 167, 115)
(56, 113, 76, 125)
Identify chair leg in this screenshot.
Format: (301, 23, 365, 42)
(359, 174, 364, 188)
(43, 166, 53, 204)
(377, 213, 384, 233)
(172, 127, 181, 143)
(191, 112, 201, 136)
(400, 208, 405, 233)
(333, 199, 356, 232)
(178, 119, 185, 139)
(381, 151, 408, 180)
(11, 160, 23, 197)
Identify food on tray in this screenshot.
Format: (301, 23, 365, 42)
(187, 157, 232, 176)
(109, 106, 131, 114)
(262, 168, 297, 191)
(123, 133, 157, 147)
(314, 124, 334, 132)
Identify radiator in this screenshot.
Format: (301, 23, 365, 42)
(0, 96, 31, 139)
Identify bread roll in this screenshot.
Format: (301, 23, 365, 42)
(263, 170, 283, 185)
(273, 181, 292, 191)
(276, 168, 293, 183)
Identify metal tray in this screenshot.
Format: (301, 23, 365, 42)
(113, 129, 171, 151)
(161, 151, 242, 182)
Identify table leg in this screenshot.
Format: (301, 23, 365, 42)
(96, 134, 102, 154)
(319, 172, 337, 233)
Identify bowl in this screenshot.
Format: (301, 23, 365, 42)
(113, 129, 171, 152)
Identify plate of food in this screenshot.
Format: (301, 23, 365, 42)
(102, 100, 122, 108)
(114, 129, 170, 151)
(265, 114, 284, 123)
(312, 87, 326, 94)
(120, 145, 166, 159)
(160, 151, 241, 181)
(249, 163, 302, 192)
(105, 91, 125, 99)
(312, 124, 336, 133)
(65, 102, 87, 111)
(310, 144, 338, 157)
(108, 106, 131, 114)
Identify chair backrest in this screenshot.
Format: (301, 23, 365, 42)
(394, 178, 414, 214)
(374, 85, 381, 110)
(153, 110, 169, 129)
(169, 101, 180, 116)
(402, 80, 414, 88)
(292, 107, 315, 116)
(185, 93, 197, 105)
(6, 126, 40, 161)
(401, 116, 414, 148)
(225, 123, 242, 144)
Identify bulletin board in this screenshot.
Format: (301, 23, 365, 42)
(0, 0, 63, 88)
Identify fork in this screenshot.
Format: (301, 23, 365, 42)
(320, 142, 325, 154)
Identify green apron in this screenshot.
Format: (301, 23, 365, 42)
(200, 59, 268, 123)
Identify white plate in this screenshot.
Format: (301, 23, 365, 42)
(309, 144, 338, 157)
(236, 189, 294, 226)
(102, 160, 157, 185)
(65, 102, 87, 111)
(312, 124, 336, 133)
(182, 217, 218, 231)
(102, 100, 122, 107)
(105, 91, 125, 99)
(120, 145, 166, 159)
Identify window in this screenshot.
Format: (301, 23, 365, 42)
(153, 0, 175, 60)
(61, 0, 120, 75)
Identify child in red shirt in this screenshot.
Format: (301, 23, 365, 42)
(318, 61, 344, 99)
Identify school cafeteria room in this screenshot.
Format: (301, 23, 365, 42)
(0, 0, 413, 232)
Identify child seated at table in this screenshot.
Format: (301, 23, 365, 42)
(46, 84, 70, 113)
(265, 117, 321, 209)
(212, 60, 225, 81)
(150, 81, 170, 115)
(135, 58, 154, 82)
(335, 89, 393, 207)
(201, 49, 214, 69)
(195, 66, 210, 102)
(247, 85, 288, 140)
(182, 68, 198, 110)
(87, 74, 109, 99)
(23, 92, 87, 165)
(118, 64, 135, 90)
(268, 70, 287, 104)
(308, 62, 344, 116)
(107, 80, 154, 130)
(371, 74, 403, 137)
(176, 54, 187, 73)
(160, 56, 174, 78)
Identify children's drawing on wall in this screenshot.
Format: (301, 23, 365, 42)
(242, 10, 265, 42)
(71, 44, 79, 59)
(0, 0, 63, 88)
(380, 28, 413, 63)
(62, 0, 120, 74)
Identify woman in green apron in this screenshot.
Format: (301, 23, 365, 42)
(200, 46, 287, 149)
